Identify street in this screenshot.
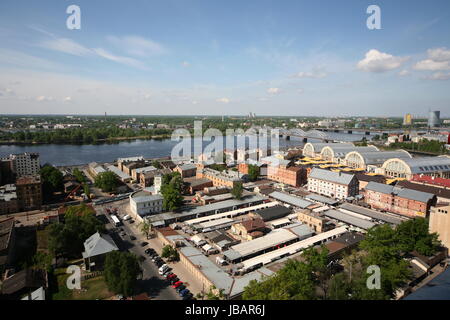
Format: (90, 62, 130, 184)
(100, 207, 180, 300)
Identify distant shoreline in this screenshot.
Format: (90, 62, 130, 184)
(0, 134, 173, 146)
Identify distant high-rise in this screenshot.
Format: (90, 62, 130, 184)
(428, 110, 441, 127)
(403, 113, 412, 126)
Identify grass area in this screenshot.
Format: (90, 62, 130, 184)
(36, 227, 50, 253)
(51, 266, 113, 300)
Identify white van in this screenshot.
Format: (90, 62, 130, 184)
(123, 215, 131, 221)
(158, 264, 170, 275)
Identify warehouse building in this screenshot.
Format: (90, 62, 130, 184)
(307, 168, 359, 199)
(344, 150, 411, 170)
(302, 142, 354, 158)
(381, 156, 450, 179)
(320, 145, 378, 163)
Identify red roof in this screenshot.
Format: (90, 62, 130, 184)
(412, 174, 450, 189)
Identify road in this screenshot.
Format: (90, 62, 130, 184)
(100, 208, 180, 300)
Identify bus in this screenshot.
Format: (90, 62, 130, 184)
(111, 214, 121, 227)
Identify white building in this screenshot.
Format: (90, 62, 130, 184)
(307, 168, 359, 199)
(2, 153, 40, 177)
(129, 191, 163, 219)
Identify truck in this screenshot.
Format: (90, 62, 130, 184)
(111, 214, 121, 227)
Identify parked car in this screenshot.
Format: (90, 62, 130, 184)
(123, 215, 131, 221)
(175, 285, 186, 293)
(166, 273, 176, 279)
(172, 281, 183, 288)
(145, 248, 155, 254)
(182, 293, 193, 300)
(164, 272, 173, 279)
(129, 220, 135, 224)
(155, 261, 164, 268)
(169, 277, 179, 284)
(179, 289, 189, 297)
(130, 235, 136, 241)
(140, 242, 148, 247)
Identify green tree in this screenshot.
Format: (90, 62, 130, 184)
(231, 182, 243, 200)
(248, 164, 260, 182)
(94, 171, 119, 192)
(140, 220, 151, 239)
(161, 172, 184, 211)
(395, 218, 441, 256)
(32, 251, 53, 272)
(104, 251, 141, 297)
(151, 160, 162, 169)
(40, 164, 64, 200)
(161, 245, 180, 262)
(48, 204, 105, 257)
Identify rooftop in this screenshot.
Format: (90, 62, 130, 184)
(365, 181, 436, 203)
(309, 168, 355, 185)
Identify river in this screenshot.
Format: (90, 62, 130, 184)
(0, 132, 372, 166)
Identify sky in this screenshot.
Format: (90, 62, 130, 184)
(0, 0, 449, 117)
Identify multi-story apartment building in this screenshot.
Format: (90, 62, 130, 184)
(129, 191, 163, 220)
(1, 153, 40, 178)
(307, 168, 359, 199)
(429, 203, 450, 250)
(15, 175, 42, 211)
(196, 168, 245, 188)
(267, 165, 307, 187)
(364, 181, 436, 218)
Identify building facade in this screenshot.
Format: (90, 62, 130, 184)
(364, 181, 436, 218)
(307, 168, 359, 199)
(429, 204, 450, 250)
(129, 191, 164, 218)
(15, 175, 42, 211)
(1, 153, 40, 178)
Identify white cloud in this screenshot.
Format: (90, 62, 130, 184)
(423, 72, 450, 81)
(181, 61, 190, 67)
(216, 97, 230, 103)
(107, 35, 167, 57)
(36, 95, 54, 101)
(427, 47, 450, 62)
(267, 87, 281, 95)
(398, 70, 410, 77)
(63, 96, 72, 102)
(292, 67, 327, 79)
(40, 38, 92, 56)
(413, 59, 450, 71)
(92, 48, 148, 70)
(357, 49, 408, 73)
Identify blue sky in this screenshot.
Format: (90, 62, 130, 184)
(0, 0, 449, 117)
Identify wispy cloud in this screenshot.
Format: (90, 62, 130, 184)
(292, 67, 328, 79)
(40, 38, 92, 57)
(92, 48, 149, 70)
(106, 35, 167, 57)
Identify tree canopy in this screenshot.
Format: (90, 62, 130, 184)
(104, 251, 141, 297)
(94, 171, 119, 192)
(247, 164, 260, 182)
(161, 172, 184, 211)
(48, 203, 105, 257)
(231, 182, 243, 200)
(40, 164, 64, 200)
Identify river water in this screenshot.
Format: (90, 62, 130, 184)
(0, 132, 372, 166)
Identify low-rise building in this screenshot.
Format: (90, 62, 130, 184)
(129, 191, 164, 219)
(0, 184, 18, 215)
(267, 165, 307, 187)
(131, 165, 157, 181)
(231, 217, 266, 240)
(196, 168, 245, 188)
(307, 168, 359, 199)
(297, 209, 330, 233)
(82, 232, 119, 271)
(140, 168, 172, 187)
(174, 163, 197, 178)
(364, 181, 437, 218)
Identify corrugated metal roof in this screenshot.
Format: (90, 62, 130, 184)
(323, 209, 376, 230)
(269, 191, 313, 208)
(365, 181, 435, 203)
(309, 168, 355, 185)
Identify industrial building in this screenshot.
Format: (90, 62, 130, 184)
(381, 156, 450, 179)
(320, 145, 378, 163)
(302, 142, 354, 158)
(344, 150, 412, 170)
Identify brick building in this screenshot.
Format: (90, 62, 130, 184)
(364, 181, 436, 218)
(15, 175, 43, 211)
(267, 165, 307, 187)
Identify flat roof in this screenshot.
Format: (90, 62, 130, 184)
(240, 226, 348, 271)
(269, 191, 313, 208)
(226, 228, 298, 258)
(339, 203, 406, 225)
(323, 209, 376, 230)
(305, 194, 339, 206)
(106, 165, 131, 180)
(184, 201, 278, 225)
(197, 217, 235, 229)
